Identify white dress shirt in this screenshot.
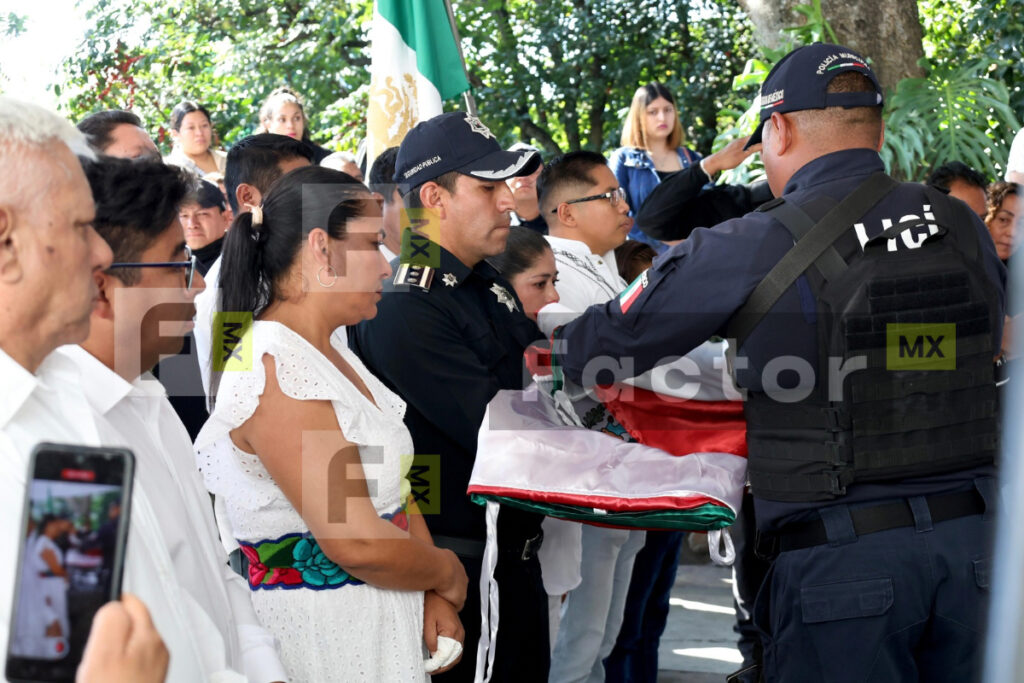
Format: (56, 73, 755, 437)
(537, 234, 628, 337)
(53, 346, 288, 683)
(194, 255, 221, 400)
(0, 348, 102, 678)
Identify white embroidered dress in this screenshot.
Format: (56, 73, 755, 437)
(194, 321, 427, 683)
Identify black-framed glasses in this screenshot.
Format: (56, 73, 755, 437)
(108, 247, 198, 289)
(551, 187, 627, 214)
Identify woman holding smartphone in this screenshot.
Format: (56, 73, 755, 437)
(195, 166, 467, 682)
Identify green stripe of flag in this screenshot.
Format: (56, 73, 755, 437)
(376, 0, 470, 100)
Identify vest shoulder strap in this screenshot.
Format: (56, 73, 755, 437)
(727, 172, 899, 348)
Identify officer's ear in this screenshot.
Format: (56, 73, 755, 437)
(768, 112, 792, 156)
(876, 121, 886, 152)
(417, 181, 447, 218)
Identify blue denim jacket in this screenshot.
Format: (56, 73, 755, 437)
(608, 146, 702, 251)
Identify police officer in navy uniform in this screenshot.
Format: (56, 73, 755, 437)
(349, 112, 548, 682)
(551, 44, 1006, 682)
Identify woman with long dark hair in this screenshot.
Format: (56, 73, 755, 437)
(195, 166, 467, 682)
(164, 101, 227, 176)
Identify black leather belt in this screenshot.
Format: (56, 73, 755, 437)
(755, 489, 986, 559)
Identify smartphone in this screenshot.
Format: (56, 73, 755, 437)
(5, 443, 134, 683)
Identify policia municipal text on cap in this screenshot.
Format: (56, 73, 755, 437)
(349, 111, 547, 682)
(550, 43, 1006, 682)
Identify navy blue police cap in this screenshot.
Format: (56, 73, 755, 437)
(394, 111, 541, 194)
(745, 43, 884, 150)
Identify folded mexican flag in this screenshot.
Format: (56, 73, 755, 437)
(469, 377, 746, 532)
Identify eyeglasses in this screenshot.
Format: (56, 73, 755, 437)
(551, 187, 627, 214)
(108, 247, 198, 289)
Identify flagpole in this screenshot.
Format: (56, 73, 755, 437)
(443, 0, 477, 116)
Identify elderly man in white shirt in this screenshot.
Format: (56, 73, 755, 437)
(51, 156, 288, 683)
(0, 97, 175, 682)
(534, 151, 646, 683)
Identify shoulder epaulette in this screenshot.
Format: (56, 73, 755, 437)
(393, 264, 435, 291)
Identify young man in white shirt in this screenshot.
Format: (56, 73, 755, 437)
(55, 156, 287, 683)
(0, 97, 170, 683)
(535, 151, 645, 683)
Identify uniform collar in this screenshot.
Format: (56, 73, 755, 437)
(437, 244, 500, 289)
(783, 148, 886, 196)
(0, 346, 40, 430)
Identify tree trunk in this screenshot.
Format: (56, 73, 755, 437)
(736, 0, 925, 94)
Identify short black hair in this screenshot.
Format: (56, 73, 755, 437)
(537, 150, 607, 215)
(84, 157, 193, 285)
(223, 134, 314, 213)
(405, 171, 460, 210)
(927, 161, 989, 192)
(170, 101, 212, 131)
(487, 225, 552, 279)
(369, 146, 400, 203)
(188, 179, 227, 211)
(77, 110, 144, 152)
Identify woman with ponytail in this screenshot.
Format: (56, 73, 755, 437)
(195, 166, 468, 682)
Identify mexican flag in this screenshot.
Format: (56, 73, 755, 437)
(366, 0, 471, 167)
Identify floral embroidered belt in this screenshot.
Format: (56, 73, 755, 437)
(238, 505, 409, 590)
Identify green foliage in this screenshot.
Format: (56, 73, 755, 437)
(881, 59, 1020, 181)
(919, 0, 1024, 121)
(0, 11, 28, 90)
(717, 0, 1022, 184)
(452, 0, 755, 154)
(2, 12, 27, 37)
(58, 0, 753, 157)
(59, 0, 373, 152)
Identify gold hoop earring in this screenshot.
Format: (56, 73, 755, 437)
(316, 265, 338, 288)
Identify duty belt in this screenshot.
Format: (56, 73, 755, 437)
(433, 532, 543, 562)
(755, 488, 986, 560)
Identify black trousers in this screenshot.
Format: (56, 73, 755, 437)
(434, 513, 550, 682)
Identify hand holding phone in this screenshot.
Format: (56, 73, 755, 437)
(6, 444, 134, 683)
(75, 594, 167, 683)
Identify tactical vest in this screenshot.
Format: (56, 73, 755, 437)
(728, 173, 1002, 502)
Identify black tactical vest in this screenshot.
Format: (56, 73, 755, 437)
(729, 174, 1001, 502)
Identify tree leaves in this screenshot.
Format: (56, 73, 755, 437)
(881, 59, 1021, 180)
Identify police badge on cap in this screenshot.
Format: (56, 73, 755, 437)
(394, 112, 542, 192)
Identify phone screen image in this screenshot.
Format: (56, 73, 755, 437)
(6, 445, 132, 683)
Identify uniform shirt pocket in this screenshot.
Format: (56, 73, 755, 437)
(800, 577, 894, 624)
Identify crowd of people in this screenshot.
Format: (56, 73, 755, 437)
(0, 40, 1022, 683)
